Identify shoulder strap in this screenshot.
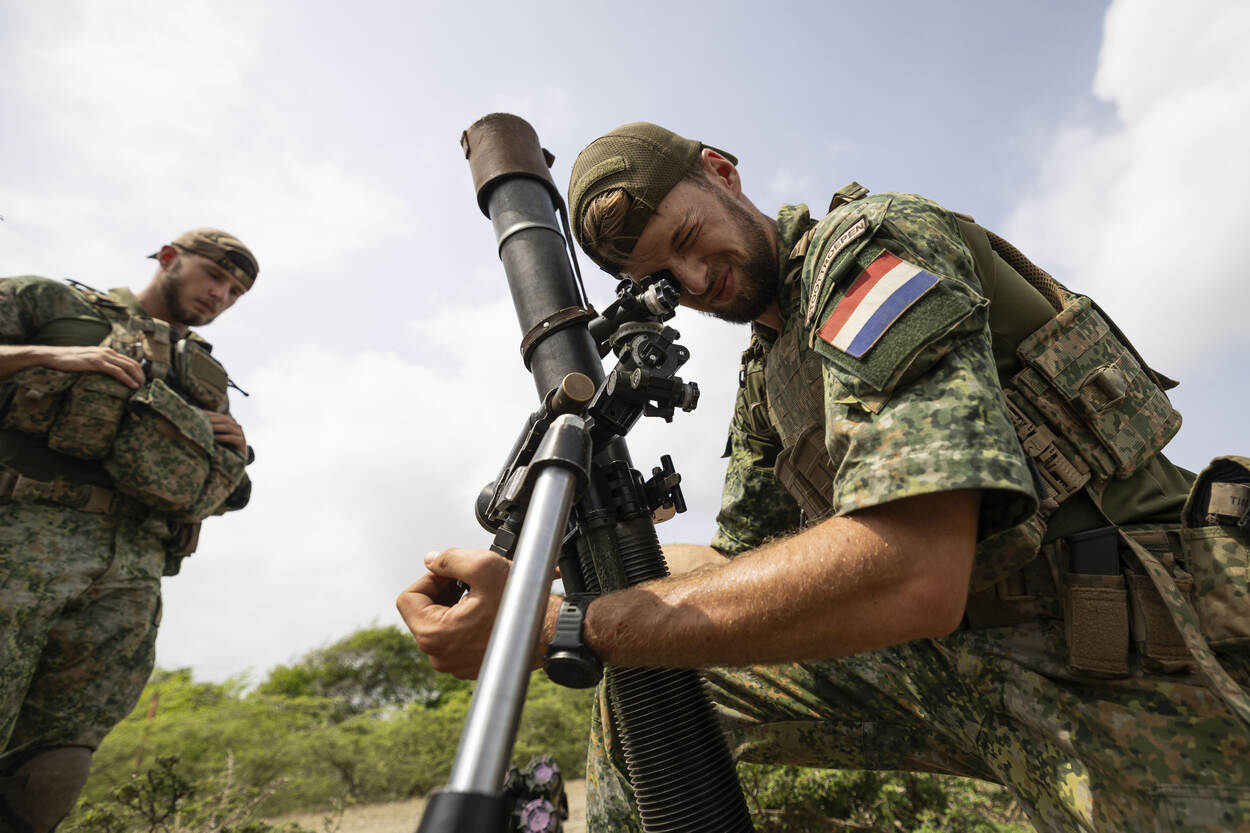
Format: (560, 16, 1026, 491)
(982, 227, 1070, 313)
(827, 181, 869, 212)
(65, 279, 129, 321)
(65, 280, 174, 381)
(949, 216, 1069, 313)
(959, 218, 1177, 392)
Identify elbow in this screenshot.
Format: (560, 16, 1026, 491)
(899, 555, 972, 640)
(920, 586, 968, 638)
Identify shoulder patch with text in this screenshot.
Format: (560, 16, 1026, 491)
(804, 215, 869, 326)
(816, 250, 940, 358)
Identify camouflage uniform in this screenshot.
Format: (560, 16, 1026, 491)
(0, 503, 165, 755)
(586, 195, 1250, 832)
(0, 277, 244, 780)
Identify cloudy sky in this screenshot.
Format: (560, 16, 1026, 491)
(2, 0, 1247, 683)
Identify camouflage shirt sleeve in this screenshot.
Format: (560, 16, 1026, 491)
(711, 343, 802, 556)
(0, 276, 104, 344)
(804, 194, 1038, 538)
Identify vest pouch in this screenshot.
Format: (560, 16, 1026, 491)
(0, 366, 76, 435)
(1175, 456, 1250, 649)
(774, 423, 836, 523)
(103, 379, 213, 513)
(1178, 524, 1250, 649)
(1063, 572, 1130, 676)
(169, 443, 246, 523)
(46, 373, 133, 459)
(1012, 295, 1180, 479)
(1127, 570, 1193, 672)
(173, 339, 229, 411)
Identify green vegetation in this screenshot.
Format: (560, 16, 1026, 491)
(67, 625, 1029, 832)
(65, 756, 313, 833)
(740, 765, 1029, 832)
(70, 626, 593, 821)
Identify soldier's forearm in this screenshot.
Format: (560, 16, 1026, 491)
(662, 544, 729, 575)
(0, 345, 57, 380)
(583, 490, 981, 669)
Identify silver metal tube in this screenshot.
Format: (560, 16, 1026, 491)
(447, 464, 579, 792)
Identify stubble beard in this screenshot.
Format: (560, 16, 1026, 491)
(703, 191, 778, 325)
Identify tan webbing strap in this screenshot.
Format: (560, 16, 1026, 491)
(141, 320, 173, 381)
(1118, 530, 1250, 734)
(1003, 395, 1091, 511)
(0, 469, 143, 518)
(82, 485, 116, 514)
(827, 181, 870, 212)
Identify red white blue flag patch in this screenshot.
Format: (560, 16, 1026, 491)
(817, 251, 940, 358)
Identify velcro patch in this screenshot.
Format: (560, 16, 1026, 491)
(817, 251, 939, 358)
(804, 215, 869, 326)
(808, 245, 985, 393)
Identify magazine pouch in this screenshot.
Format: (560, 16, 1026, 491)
(1011, 295, 1180, 480)
(1180, 456, 1250, 649)
(46, 373, 133, 459)
(103, 379, 213, 513)
(169, 442, 246, 522)
(0, 366, 76, 435)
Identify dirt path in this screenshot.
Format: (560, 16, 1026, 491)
(268, 779, 586, 833)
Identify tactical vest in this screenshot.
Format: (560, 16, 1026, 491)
(755, 187, 1179, 582)
(748, 186, 1250, 733)
(0, 283, 245, 522)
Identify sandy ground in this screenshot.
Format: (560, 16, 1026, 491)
(268, 779, 586, 833)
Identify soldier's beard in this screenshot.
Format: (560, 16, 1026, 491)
(159, 260, 215, 328)
(702, 190, 778, 324)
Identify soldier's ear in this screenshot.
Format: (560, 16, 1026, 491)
(700, 149, 741, 196)
(156, 245, 178, 269)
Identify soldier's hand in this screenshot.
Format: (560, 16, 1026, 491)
(38, 345, 146, 387)
(204, 412, 247, 455)
(397, 548, 516, 680)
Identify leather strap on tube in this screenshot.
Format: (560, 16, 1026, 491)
(461, 113, 560, 217)
(520, 307, 596, 370)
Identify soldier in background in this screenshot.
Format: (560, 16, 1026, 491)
(0, 229, 257, 833)
(399, 124, 1250, 831)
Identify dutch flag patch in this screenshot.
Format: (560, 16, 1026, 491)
(817, 250, 940, 358)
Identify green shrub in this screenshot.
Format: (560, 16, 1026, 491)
(76, 628, 593, 818)
(65, 756, 316, 833)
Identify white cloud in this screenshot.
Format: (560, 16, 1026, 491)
(16, 0, 264, 174)
(762, 169, 816, 212)
(211, 158, 419, 274)
(3, 0, 416, 287)
(1005, 0, 1250, 373)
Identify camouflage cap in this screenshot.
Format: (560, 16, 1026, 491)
(151, 228, 259, 290)
(567, 122, 736, 274)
